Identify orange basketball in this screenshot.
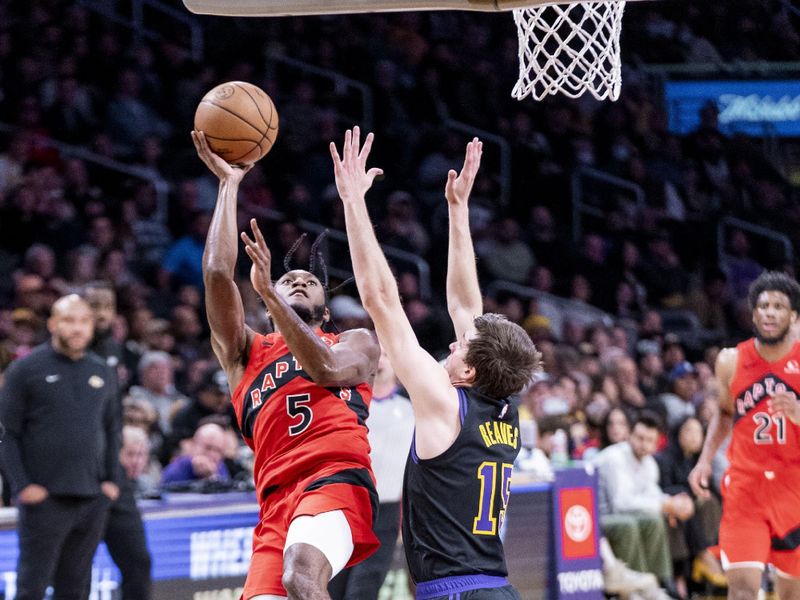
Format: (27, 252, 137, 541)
(194, 81, 279, 166)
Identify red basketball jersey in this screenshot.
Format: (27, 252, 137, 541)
(231, 330, 373, 501)
(728, 339, 800, 474)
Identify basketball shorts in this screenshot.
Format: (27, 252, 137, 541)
(243, 463, 379, 599)
(719, 467, 800, 577)
(416, 575, 521, 600)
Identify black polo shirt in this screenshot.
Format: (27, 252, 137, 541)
(0, 343, 120, 497)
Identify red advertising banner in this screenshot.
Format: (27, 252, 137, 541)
(558, 487, 596, 560)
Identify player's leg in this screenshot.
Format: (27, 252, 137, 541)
(15, 497, 74, 600)
(283, 510, 354, 600)
(723, 568, 763, 600)
(769, 473, 800, 600)
(52, 495, 111, 600)
(719, 472, 771, 600)
(775, 572, 800, 600)
(244, 512, 292, 599)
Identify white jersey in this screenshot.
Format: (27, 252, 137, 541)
(367, 388, 415, 503)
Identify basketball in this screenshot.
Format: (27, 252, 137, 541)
(194, 81, 279, 166)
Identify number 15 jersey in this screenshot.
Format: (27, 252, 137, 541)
(231, 330, 373, 502)
(402, 388, 521, 583)
(728, 338, 800, 475)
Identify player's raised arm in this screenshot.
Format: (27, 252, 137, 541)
(240, 219, 379, 387)
(689, 347, 735, 498)
(331, 127, 461, 455)
(194, 131, 254, 384)
(445, 137, 484, 340)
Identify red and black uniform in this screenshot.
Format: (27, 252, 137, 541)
(232, 330, 379, 598)
(721, 339, 800, 575)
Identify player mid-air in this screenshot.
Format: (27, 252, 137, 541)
(193, 130, 380, 600)
(331, 127, 542, 600)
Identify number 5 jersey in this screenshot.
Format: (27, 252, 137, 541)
(231, 330, 374, 503)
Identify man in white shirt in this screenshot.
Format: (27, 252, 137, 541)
(594, 412, 694, 585)
(329, 349, 415, 600)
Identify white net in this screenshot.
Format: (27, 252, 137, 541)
(512, 1, 626, 102)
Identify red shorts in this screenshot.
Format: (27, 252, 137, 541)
(719, 467, 800, 577)
(243, 463, 379, 599)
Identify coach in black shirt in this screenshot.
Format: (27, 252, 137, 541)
(0, 294, 120, 600)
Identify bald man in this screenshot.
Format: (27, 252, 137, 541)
(0, 294, 121, 600)
(160, 423, 232, 485)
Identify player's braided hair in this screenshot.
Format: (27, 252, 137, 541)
(283, 229, 354, 333)
(283, 229, 354, 295)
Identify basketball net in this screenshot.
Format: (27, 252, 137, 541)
(512, 1, 626, 102)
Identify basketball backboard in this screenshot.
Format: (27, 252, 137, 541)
(182, 0, 572, 17)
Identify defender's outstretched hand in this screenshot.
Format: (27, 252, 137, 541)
(445, 137, 483, 206)
(191, 130, 253, 183)
(241, 218, 273, 297)
(329, 126, 384, 203)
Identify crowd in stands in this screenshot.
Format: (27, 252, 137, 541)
(1, 0, 799, 596)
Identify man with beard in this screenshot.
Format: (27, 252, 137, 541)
(690, 271, 800, 600)
(84, 281, 153, 600)
(84, 281, 124, 372)
(193, 131, 380, 600)
(0, 294, 120, 599)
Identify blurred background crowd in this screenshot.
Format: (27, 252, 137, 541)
(0, 0, 799, 596)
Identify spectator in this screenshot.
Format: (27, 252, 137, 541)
(637, 340, 667, 401)
(160, 423, 231, 486)
(378, 191, 430, 255)
(171, 304, 205, 365)
(686, 267, 730, 335)
(478, 218, 535, 284)
(164, 366, 235, 463)
(656, 417, 725, 594)
(722, 230, 763, 300)
(329, 295, 371, 331)
(128, 350, 188, 434)
(662, 334, 688, 372)
(594, 413, 694, 590)
(600, 406, 632, 450)
(659, 361, 701, 430)
(3, 308, 43, 359)
(526, 205, 568, 271)
(159, 211, 211, 292)
(105, 68, 172, 156)
(641, 234, 690, 309)
(609, 355, 648, 412)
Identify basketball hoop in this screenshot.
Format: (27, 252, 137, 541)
(512, 1, 626, 102)
(182, 0, 631, 102)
